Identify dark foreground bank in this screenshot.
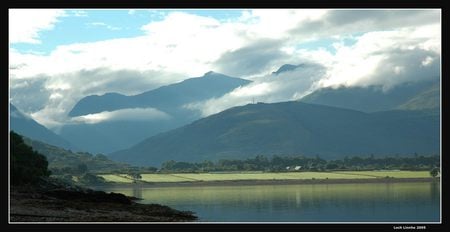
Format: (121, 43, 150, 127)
(10, 178, 197, 222)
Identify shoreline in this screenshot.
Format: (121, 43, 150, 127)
(11, 177, 438, 222)
(90, 177, 439, 189)
(10, 181, 197, 222)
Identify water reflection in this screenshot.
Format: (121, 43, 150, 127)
(97, 182, 440, 222)
(132, 185, 142, 199)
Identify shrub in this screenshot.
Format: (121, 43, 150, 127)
(78, 173, 106, 185)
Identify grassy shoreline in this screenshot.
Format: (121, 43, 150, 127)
(94, 171, 438, 188)
(96, 178, 438, 189)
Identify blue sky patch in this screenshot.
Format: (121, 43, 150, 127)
(10, 9, 246, 55)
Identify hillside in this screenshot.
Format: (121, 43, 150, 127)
(110, 101, 440, 167)
(10, 104, 73, 150)
(397, 83, 440, 110)
(22, 136, 131, 174)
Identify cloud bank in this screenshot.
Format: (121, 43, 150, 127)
(9, 9, 440, 129)
(70, 108, 171, 124)
(185, 63, 327, 116)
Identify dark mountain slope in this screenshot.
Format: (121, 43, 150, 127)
(10, 104, 73, 150)
(110, 101, 439, 166)
(300, 79, 439, 112)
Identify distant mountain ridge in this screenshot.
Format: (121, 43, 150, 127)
(272, 64, 304, 75)
(60, 72, 251, 154)
(69, 71, 250, 117)
(110, 101, 439, 167)
(10, 104, 73, 150)
(300, 78, 439, 112)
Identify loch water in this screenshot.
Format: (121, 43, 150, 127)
(96, 182, 440, 222)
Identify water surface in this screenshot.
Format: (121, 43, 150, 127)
(96, 182, 440, 222)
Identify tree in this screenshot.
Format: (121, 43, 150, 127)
(10, 131, 50, 185)
(326, 163, 339, 170)
(145, 166, 158, 173)
(430, 167, 440, 178)
(161, 160, 177, 171)
(129, 172, 142, 183)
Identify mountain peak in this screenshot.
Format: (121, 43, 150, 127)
(203, 71, 218, 77)
(272, 64, 303, 75)
(203, 71, 230, 78)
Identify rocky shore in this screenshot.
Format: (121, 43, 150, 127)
(10, 178, 197, 222)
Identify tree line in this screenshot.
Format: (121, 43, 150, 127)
(159, 154, 440, 173)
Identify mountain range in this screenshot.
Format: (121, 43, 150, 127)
(59, 71, 251, 153)
(10, 64, 440, 168)
(109, 101, 439, 167)
(69, 71, 250, 117)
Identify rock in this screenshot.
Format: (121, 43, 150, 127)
(11, 177, 197, 222)
(44, 189, 132, 204)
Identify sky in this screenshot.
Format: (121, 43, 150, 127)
(9, 9, 441, 129)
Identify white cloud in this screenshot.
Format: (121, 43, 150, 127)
(9, 9, 66, 44)
(185, 63, 327, 116)
(139, 12, 249, 75)
(9, 11, 251, 128)
(299, 25, 441, 89)
(422, 56, 434, 66)
(242, 9, 329, 40)
(70, 108, 171, 124)
(49, 92, 63, 100)
(184, 18, 440, 117)
(11, 68, 183, 129)
(30, 105, 69, 129)
(9, 9, 441, 128)
(230, 83, 273, 98)
(10, 10, 440, 81)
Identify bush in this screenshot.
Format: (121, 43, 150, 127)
(11, 131, 50, 185)
(430, 167, 440, 178)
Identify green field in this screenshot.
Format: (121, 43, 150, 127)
(100, 174, 136, 183)
(99, 171, 431, 184)
(332, 171, 432, 178)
